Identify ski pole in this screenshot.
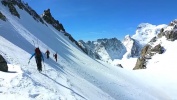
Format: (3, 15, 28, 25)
(28, 60, 30, 64)
(37, 39, 39, 47)
(32, 40, 35, 47)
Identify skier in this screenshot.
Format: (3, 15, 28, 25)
(28, 47, 44, 72)
(45, 49, 50, 59)
(53, 52, 57, 62)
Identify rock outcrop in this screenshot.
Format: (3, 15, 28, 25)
(0, 54, 8, 72)
(133, 19, 177, 70)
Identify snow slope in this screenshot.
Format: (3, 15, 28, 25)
(135, 37, 177, 99)
(0, 1, 177, 100)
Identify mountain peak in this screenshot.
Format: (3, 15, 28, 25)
(123, 35, 131, 42)
(169, 19, 177, 26)
(79, 38, 126, 62)
(132, 23, 167, 45)
(137, 23, 155, 29)
(42, 9, 65, 32)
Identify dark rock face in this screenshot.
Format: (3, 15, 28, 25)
(1, 0, 20, 18)
(165, 30, 177, 41)
(133, 57, 146, 70)
(141, 45, 150, 58)
(1, 0, 44, 23)
(151, 44, 164, 54)
(133, 43, 164, 70)
(0, 11, 6, 21)
(42, 9, 65, 32)
(0, 54, 8, 72)
(78, 38, 126, 60)
(117, 64, 123, 68)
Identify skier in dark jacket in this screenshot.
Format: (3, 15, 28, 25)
(53, 52, 57, 62)
(45, 50, 50, 59)
(28, 47, 44, 72)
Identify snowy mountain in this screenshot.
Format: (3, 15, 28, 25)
(80, 23, 167, 61)
(0, 0, 177, 100)
(133, 19, 177, 70)
(113, 23, 168, 68)
(78, 38, 126, 63)
(122, 35, 142, 58)
(132, 23, 167, 45)
(122, 23, 167, 59)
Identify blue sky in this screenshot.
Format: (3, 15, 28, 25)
(23, 0, 177, 41)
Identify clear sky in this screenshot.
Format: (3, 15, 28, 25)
(22, 0, 177, 41)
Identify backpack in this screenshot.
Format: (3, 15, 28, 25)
(35, 48, 41, 59)
(46, 50, 50, 54)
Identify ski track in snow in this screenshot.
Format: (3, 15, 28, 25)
(0, 1, 177, 100)
(0, 37, 82, 100)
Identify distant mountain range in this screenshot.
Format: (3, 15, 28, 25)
(79, 23, 167, 64)
(78, 38, 126, 63)
(79, 20, 177, 70)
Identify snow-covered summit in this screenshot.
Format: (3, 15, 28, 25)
(122, 35, 141, 58)
(118, 23, 167, 60)
(132, 23, 167, 45)
(122, 35, 133, 49)
(170, 19, 177, 25)
(137, 23, 155, 29)
(133, 19, 177, 70)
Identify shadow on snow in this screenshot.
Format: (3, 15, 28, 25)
(41, 73, 88, 100)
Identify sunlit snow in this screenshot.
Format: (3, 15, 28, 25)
(0, 1, 177, 100)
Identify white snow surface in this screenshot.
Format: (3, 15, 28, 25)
(0, 2, 177, 100)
